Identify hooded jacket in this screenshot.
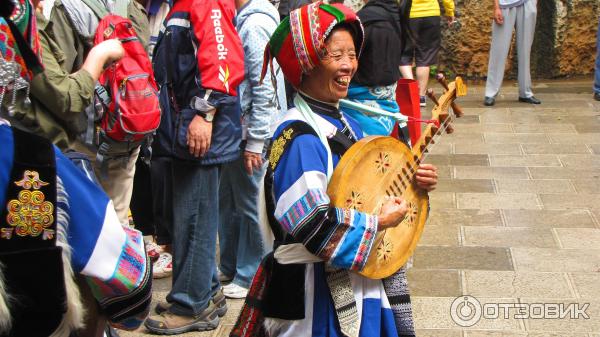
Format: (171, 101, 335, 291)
(152, 0, 245, 164)
(235, 0, 287, 154)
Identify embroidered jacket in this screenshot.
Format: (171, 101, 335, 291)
(0, 124, 152, 332)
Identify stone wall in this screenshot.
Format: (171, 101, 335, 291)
(345, 0, 600, 79)
(440, 0, 600, 79)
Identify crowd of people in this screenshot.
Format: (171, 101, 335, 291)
(0, 0, 598, 336)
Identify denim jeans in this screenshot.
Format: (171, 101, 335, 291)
(167, 160, 221, 316)
(595, 17, 600, 94)
(218, 155, 266, 288)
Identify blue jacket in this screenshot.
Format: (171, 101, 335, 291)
(152, 0, 245, 164)
(236, 0, 287, 154)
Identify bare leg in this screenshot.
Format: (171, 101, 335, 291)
(416, 66, 430, 97)
(399, 65, 414, 80)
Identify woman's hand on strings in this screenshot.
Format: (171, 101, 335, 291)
(377, 197, 408, 231)
(415, 163, 438, 192)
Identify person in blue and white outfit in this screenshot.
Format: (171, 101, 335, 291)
(231, 3, 438, 337)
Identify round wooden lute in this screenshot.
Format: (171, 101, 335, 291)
(327, 136, 429, 279)
(329, 76, 467, 279)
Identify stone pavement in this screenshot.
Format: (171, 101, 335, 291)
(121, 79, 600, 337)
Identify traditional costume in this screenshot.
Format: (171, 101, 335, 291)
(231, 3, 415, 337)
(0, 2, 151, 335)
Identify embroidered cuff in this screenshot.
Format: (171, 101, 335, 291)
(350, 211, 378, 272)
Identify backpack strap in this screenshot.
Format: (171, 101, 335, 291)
(80, 0, 128, 19)
(113, 0, 129, 18)
(79, 0, 110, 19)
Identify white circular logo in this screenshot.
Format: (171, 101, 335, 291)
(450, 295, 482, 327)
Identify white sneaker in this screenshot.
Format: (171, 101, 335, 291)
(153, 252, 172, 279)
(222, 283, 248, 299)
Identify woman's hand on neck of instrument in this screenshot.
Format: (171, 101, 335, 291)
(415, 163, 439, 192)
(377, 197, 408, 231)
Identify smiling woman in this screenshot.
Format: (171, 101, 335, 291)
(230, 2, 418, 337)
(300, 26, 358, 103)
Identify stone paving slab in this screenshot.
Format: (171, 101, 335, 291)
(571, 179, 600, 193)
(512, 123, 578, 133)
(413, 247, 514, 271)
(436, 179, 495, 193)
(547, 133, 600, 144)
(454, 143, 522, 155)
(454, 115, 481, 124)
(413, 297, 524, 331)
(427, 142, 453, 154)
(511, 248, 600, 272)
(489, 154, 562, 167)
(462, 227, 557, 248)
(419, 224, 461, 246)
(464, 332, 589, 337)
(444, 133, 487, 142)
(569, 273, 600, 299)
(480, 112, 541, 125)
(407, 269, 462, 297)
(589, 144, 600, 154)
(520, 299, 600, 333)
(502, 209, 597, 228)
(456, 193, 541, 210)
(454, 166, 530, 180)
(484, 133, 549, 144)
(452, 123, 513, 133)
(494, 179, 575, 194)
(427, 209, 503, 227)
(554, 228, 600, 249)
(558, 154, 600, 167)
(528, 167, 600, 179)
(463, 271, 573, 298)
(427, 154, 490, 166)
(521, 143, 591, 154)
(415, 329, 463, 337)
(540, 194, 600, 209)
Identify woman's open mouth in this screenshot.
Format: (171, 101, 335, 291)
(334, 76, 350, 88)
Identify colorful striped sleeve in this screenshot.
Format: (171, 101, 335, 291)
(55, 150, 152, 330)
(273, 129, 377, 271)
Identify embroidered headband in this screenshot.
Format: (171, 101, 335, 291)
(261, 2, 364, 88)
(0, 0, 43, 115)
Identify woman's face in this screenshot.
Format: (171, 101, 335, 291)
(300, 28, 358, 103)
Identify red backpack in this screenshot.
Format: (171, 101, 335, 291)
(93, 14, 161, 144)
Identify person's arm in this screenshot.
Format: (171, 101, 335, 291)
(441, 0, 455, 22)
(240, 15, 280, 173)
(493, 0, 504, 24)
(30, 31, 123, 124)
(184, 0, 245, 157)
(272, 130, 407, 271)
(54, 150, 152, 330)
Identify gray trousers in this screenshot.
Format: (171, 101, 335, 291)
(485, 0, 537, 98)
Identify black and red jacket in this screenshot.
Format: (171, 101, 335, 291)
(153, 0, 245, 164)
